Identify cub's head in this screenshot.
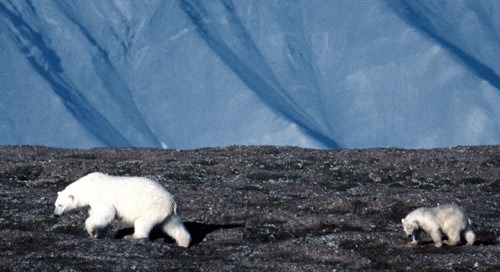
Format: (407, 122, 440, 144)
(401, 218, 419, 238)
(53, 191, 77, 217)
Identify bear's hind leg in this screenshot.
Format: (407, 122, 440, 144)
(429, 229, 443, 247)
(444, 230, 461, 246)
(464, 229, 475, 246)
(125, 218, 153, 240)
(163, 215, 191, 248)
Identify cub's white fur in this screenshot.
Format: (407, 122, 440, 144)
(402, 204, 475, 247)
(54, 172, 191, 248)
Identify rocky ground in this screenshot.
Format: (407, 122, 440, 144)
(0, 145, 499, 271)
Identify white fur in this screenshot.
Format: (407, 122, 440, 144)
(401, 204, 475, 247)
(54, 172, 191, 248)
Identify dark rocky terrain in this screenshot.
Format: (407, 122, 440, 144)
(0, 145, 499, 271)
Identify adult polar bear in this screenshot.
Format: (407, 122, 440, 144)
(54, 172, 191, 248)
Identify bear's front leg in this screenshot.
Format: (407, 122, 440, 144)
(85, 217, 99, 238)
(409, 230, 421, 246)
(85, 207, 115, 238)
(85, 217, 110, 238)
(409, 235, 418, 246)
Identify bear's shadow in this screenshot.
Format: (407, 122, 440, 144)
(114, 222, 243, 246)
(410, 232, 497, 247)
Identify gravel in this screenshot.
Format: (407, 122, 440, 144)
(0, 145, 499, 271)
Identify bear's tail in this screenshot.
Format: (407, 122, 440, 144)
(464, 218, 475, 246)
(172, 201, 180, 216)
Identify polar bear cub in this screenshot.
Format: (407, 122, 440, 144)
(54, 172, 191, 248)
(402, 204, 475, 247)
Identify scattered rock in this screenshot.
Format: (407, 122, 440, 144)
(0, 145, 499, 271)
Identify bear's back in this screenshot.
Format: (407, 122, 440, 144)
(104, 175, 175, 220)
(71, 172, 174, 210)
(80, 172, 168, 194)
(432, 204, 467, 226)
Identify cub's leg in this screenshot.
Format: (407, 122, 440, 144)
(428, 228, 443, 247)
(410, 230, 422, 246)
(444, 229, 461, 246)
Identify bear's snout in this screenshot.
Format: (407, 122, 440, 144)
(53, 207, 63, 217)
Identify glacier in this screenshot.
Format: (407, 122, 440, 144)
(0, 0, 499, 149)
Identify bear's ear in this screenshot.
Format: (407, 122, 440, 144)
(57, 191, 61, 195)
(68, 194, 75, 201)
(401, 218, 405, 224)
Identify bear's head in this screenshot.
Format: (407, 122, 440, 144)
(53, 191, 78, 217)
(401, 218, 419, 238)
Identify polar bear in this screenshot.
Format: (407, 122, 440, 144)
(401, 204, 475, 247)
(53, 172, 191, 248)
